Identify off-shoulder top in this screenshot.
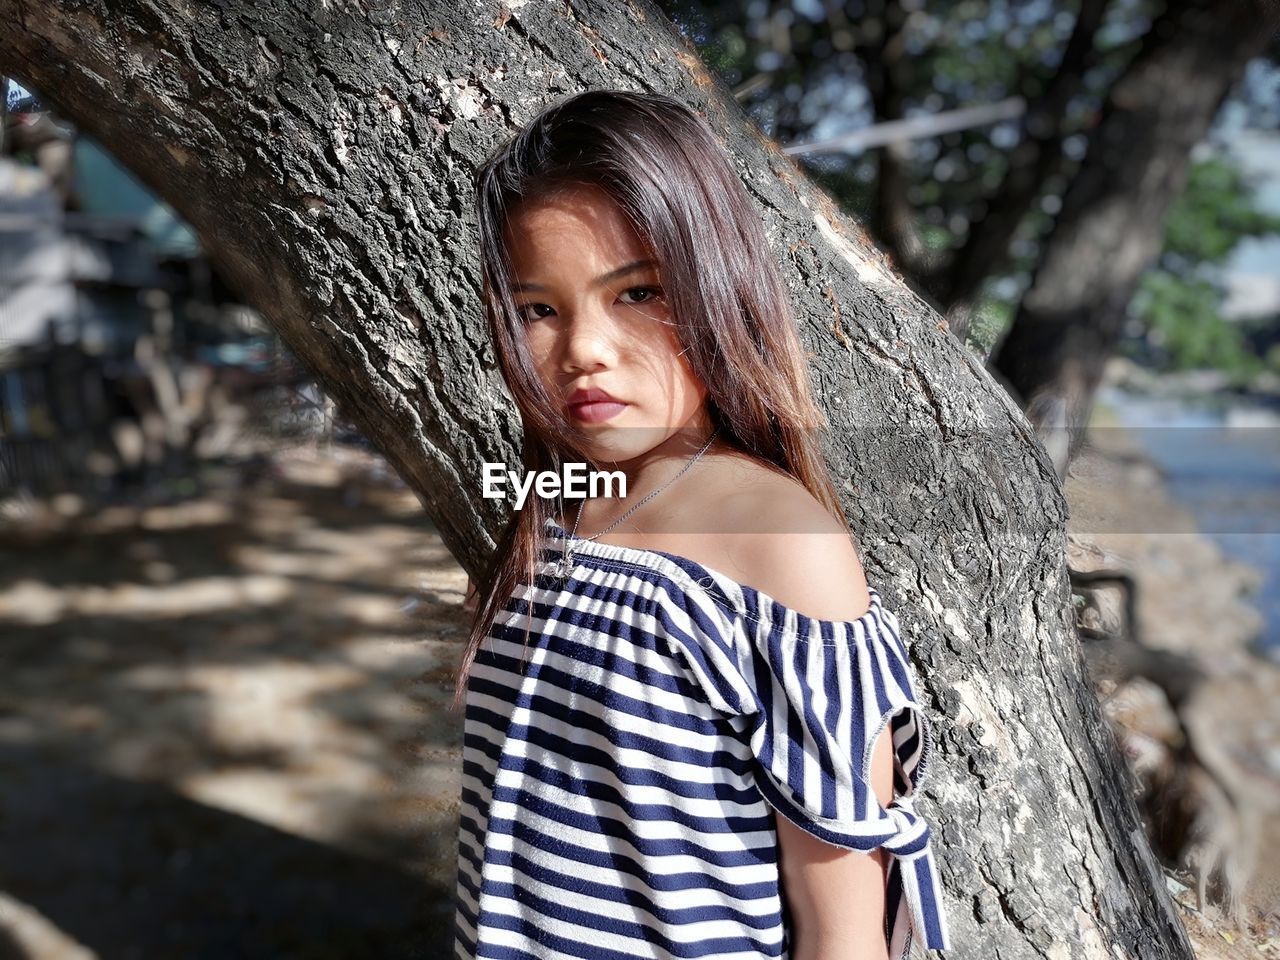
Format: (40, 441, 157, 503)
(454, 516, 952, 959)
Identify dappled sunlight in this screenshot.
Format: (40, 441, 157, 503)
(0, 443, 467, 955)
(0, 574, 296, 624)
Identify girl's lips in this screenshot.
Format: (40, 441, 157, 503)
(568, 400, 628, 423)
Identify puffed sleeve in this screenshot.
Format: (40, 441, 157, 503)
(738, 585, 953, 959)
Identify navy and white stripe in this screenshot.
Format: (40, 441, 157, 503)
(454, 516, 952, 959)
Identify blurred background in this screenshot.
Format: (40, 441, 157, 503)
(1, 1, 1278, 957)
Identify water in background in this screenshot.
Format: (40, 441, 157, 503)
(1098, 384, 1280, 654)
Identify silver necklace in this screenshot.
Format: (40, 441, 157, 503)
(554, 428, 719, 581)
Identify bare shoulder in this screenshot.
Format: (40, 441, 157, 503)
(697, 457, 872, 623)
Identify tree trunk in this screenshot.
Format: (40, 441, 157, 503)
(988, 0, 1279, 481)
(938, 0, 1110, 341)
(0, 2, 1198, 956)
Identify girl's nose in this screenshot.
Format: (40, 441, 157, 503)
(560, 305, 619, 373)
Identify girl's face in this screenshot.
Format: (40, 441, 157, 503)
(504, 182, 711, 467)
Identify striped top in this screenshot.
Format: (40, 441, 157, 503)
(454, 517, 952, 959)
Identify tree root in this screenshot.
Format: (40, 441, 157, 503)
(1069, 565, 1264, 928)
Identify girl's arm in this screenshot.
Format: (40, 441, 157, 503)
(726, 491, 896, 960)
(777, 720, 895, 960)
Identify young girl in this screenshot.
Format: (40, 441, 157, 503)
(452, 89, 952, 960)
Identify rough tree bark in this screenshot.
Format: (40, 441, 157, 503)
(0, 1, 1198, 956)
(989, 0, 1280, 481)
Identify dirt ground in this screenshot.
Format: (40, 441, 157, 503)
(0, 413, 1277, 957)
(0, 446, 470, 959)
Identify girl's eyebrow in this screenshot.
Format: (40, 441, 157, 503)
(512, 258, 656, 292)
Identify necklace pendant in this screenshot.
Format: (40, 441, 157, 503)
(556, 551, 574, 581)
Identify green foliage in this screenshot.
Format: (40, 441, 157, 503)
(964, 296, 1012, 355)
(1129, 154, 1280, 374)
(1161, 156, 1280, 264)
(698, 22, 751, 77)
(1132, 272, 1260, 375)
(918, 222, 953, 252)
(1266, 343, 1280, 374)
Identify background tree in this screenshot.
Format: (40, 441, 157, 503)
(1125, 155, 1280, 374)
(989, 0, 1279, 475)
(0, 1, 1207, 956)
(666, 0, 1280, 475)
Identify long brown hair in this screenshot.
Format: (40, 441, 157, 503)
(450, 89, 849, 713)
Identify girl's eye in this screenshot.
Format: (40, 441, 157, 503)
(516, 287, 664, 323)
(517, 302, 555, 324)
(621, 286, 664, 306)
